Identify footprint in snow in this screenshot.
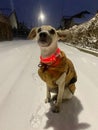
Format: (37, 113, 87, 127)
(30, 104, 48, 128)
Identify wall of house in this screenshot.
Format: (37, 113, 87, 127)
(0, 14, 13, 41)
(0, 22, 13, 41)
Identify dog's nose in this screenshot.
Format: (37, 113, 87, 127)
(39, 32, 47, 38)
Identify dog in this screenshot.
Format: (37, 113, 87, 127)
(28, 25, 77, 113)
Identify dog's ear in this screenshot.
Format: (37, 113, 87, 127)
(57, 30, 67, 41)
(27, 27, 37, 40)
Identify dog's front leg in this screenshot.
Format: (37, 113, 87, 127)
(45, 85, 51, 103)
(52, 72, 66, 113)
(52, 82, 65, 113)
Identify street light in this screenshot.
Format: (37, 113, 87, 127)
(38, 11, 45, 25)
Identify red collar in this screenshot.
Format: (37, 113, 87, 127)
(40, 48, 61, 64)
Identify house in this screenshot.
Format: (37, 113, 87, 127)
(0, 9, 30, 40)
(9, 10, 18, 29)
(9, 10, 30, 38)
(0, 13, 12, 41)
(59, 10, 91, 30)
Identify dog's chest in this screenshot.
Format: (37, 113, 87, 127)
(38, 51, 68, 88)
(38, 66, 61, 88)
(38, 63, 67, 88)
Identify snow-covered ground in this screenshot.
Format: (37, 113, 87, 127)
(0, 40, 98, 130)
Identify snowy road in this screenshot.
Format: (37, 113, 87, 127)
(0, 40, 98, 130)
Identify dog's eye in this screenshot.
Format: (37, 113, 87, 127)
(49, 29, 55, 35)
(38, 28, 41, 33)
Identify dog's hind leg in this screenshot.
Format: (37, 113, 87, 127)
(68, 83, 76, 95)
(63, 83, 76, 100)
(63, 87, 73, 100)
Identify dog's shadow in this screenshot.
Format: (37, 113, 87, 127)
(45, 96, 90, 130)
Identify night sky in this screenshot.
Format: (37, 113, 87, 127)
(0, 0, 98, 28)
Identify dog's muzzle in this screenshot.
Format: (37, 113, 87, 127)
(38, 32, 52, 46)
(39, 32, 47, 39)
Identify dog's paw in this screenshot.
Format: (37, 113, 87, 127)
(52, 105, 60, 113)
(45, 98, 51, 103)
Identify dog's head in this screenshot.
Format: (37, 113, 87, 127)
(28, 25, 58, 47)
(37, 26, 58, 47)
(28, 25, 66, 47)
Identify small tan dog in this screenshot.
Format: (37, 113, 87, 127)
(28, 25, 77, 113)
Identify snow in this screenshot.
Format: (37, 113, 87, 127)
(0, 40, 98, 130)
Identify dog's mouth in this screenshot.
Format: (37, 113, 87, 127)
(39, 38, 47, 43)
(38, 39, 51, 47)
